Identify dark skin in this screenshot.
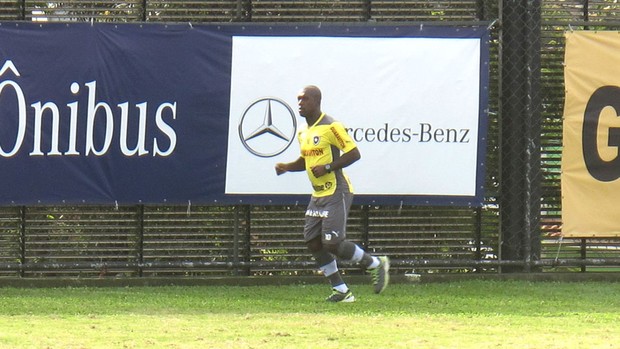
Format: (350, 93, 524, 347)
(275, 85, 361, 253)
(275, 86, 361, 177)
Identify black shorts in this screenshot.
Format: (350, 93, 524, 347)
(303, 191, 353, 244)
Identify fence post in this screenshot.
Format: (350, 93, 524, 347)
(476, 0, 488, 20)
(141, 0, 147, 21)
(580, 238, 587, 272)
(243, 205, 252, 275)
(499, 0, 542, 272)
(19, 0, 25, 20)
(361, 205, 370, 249)
(235, 0, 251, 21)
(474, 207, 482, 271)
(233, 205, 241, 276)
(19, 206, 26, 277)
(137, 204, 145, 277)
(233, 205, 252, 276)
(363, 0, 371, 21)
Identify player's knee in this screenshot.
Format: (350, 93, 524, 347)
(322, 240, 340, 255)
(306, 237, 323, 253)
(335, 240, 356, 260)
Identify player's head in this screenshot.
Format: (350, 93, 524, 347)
(297, 85, 322, 118)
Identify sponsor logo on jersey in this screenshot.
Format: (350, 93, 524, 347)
(312, 182, 333, 192)
(305, 209, 329, 218)
(302, 148, 324, 157)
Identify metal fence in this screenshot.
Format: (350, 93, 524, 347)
(1, 0, 619, 278)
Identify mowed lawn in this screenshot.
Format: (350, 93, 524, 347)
(0, 279, 619, 348)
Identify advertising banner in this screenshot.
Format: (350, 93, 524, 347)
(0, 22, 489, 206)
(563, 31, 620, 237)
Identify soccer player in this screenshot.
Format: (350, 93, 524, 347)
(275, 85, 390, 302)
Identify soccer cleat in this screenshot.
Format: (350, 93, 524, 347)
(325, 288, 355, 303)
(369, 256, 390, 294)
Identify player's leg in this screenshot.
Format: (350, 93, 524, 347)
(321, 192, 375, 266)
(304, 199, 354, 302)
(322, 192, 390, 294)
(306, 236, 353, 302)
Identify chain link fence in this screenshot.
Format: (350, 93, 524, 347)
(0, 0, 619, 278)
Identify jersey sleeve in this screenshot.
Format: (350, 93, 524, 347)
(328, 121, 357, 153)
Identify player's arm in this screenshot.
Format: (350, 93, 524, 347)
(332, 147, 360, 171)
(312, 147, 361, 177)
(275, 156, 306, 176)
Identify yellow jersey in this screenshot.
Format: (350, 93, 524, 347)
(297, 113, 357, 197)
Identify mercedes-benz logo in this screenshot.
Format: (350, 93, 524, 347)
(238, 97, 297, 158)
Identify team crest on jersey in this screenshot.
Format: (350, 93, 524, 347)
(313, 136, 320, 145)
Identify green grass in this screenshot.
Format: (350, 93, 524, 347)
(0, 280, 619, 348)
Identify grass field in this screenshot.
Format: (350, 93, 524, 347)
(0, 279, 619, 348)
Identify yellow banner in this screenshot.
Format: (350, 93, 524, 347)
(562, 31, 620, 237)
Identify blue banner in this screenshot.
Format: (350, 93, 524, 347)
(0, 22, 489, 206)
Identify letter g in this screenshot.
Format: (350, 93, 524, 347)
(582, 85, 620, 181)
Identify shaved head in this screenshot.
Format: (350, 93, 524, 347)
(303, 85, 322, 104)
(297, 85, 323, 120)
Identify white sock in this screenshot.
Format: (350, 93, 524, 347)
(351, 245, 365, 263)
(333, 284, 349, 293)
(368, 256, 380, 269)
(319, 260, 338, 276)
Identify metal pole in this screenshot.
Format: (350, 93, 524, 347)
(363, 0, 372, 21)
(20, 0, 26, 20)
(580, 238, 587, 272)
(474, 207, 483, 272)
(361, 205, 370, 249)
(235, 0, 250, 21)
(233, 206, 240, 276)
(137, 205, 145, 277)
(141, 0, 148, 21)
(499, 0, 542, 272)
(243, 205, 252, 276)
(476, 0, 486, 20)
(19, 206, 26, 278)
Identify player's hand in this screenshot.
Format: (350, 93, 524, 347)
(275, 163, 287, 176)
(311, 165, 327, 178)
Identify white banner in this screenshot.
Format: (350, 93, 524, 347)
(226, 35, 484, 200)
